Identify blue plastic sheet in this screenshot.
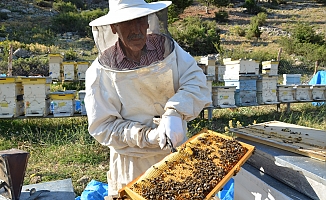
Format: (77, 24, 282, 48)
(75, 180, 108, 200)
(76, 178, 234, 200)
(309, 71, 326, 106)
(217, 178, 234, 200)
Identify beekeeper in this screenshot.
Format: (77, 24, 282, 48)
(85, 0, 212, 198)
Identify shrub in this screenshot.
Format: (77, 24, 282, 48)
(53, 1, 77, 12)
(292, 22, 324, 45)
(252, 12, 267, 27)
(243, 0, 265, 15)
(169, 16, 220, 55)
(214, 10, 229, 22)
(51, 9, 107, 37)
(230, 25, 246, 37)
(64, 48, 78, 61)
(246, 20, 261, 39)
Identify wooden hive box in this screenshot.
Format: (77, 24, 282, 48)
(119, 129, 255, 200)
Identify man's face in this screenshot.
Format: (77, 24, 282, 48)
(111, 16, 149, 52)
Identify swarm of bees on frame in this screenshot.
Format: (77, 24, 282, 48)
(130, 133, 248, 200)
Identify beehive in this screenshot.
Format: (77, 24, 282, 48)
(235, 90, 258, 106)
(78, 90, 87, 115)
(0, 77, 24, 98)
(223, 58, 259, 75)
(212, 86, 237, 108)
(119, 129, 255, 200)
(49, 54, 63, 80)
(224, 75, 258, 91)
(76, 61, 90, 80)
(62, 61, 76, 81)
(262, 61, 279, 76)
(49, 90, 76, 117)
(22, 77, 52, 117)
(256, 75, 279, 104)
(22, 77, 52, 99)
(310, 85, 326, 100)
(294, 85, 312, 101)
(0, 98, 24, 118)
(283, 74, 301, 85)
(217, 65, 226, 82)
(24, 97, 51, 117)
(277, 85, 296, 102)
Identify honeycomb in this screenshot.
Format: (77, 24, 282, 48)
(119, 129, 255, 200)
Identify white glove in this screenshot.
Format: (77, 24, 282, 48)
(158, 115, 184, 149)
(147, 123, 165, 146)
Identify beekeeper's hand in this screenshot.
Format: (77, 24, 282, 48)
(147, 123, 165, 145)
(158, 115, 184, 149)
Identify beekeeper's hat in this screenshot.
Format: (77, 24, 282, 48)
(89, 0, 172, 26)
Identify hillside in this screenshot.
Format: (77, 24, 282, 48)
(0, 0, 325, 76)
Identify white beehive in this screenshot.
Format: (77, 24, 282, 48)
(217, 65, 226, 82)
(0, 97, 24, 118)
(79, 90, 87, 115)
(262, 60, 279, 76)
(24, 97, 51, 117)
(256, 75, 279, 104)
(0, 77, 24, 98)
(223, 58, 258, 75)
(277, 85, 296, 102)
(294, 85, 312, 101)
(212, 86, 237, 108)
(76, 61, 90, 80)
(310, 85, 326, 100)
(22, 77, 52, 99)
(62, 61, 76, 81)
(235, 90, 258, 106)
(283, 74, 301, 85)
(49, 54, 63, 80)
(49, 90, 76, 117)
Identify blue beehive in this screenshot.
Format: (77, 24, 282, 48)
(224, 75, 258, 91)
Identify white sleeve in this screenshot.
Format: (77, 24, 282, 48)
(84, 60, 157, 149)
(164, 41, 212, 121)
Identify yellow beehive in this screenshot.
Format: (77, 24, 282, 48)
(62, 61, 76, 81)
(22, 77, 52, 99)
(49, 90, 76, 117)
(76, 61, 90, 80)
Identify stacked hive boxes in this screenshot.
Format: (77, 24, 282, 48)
(223, 59, 259, 106)
(0, 77, 24, 118)
(212, 86, 237, 108)
(49, 54, 63, 81)
(200, 56, 216, 81)
(262, 60, 278, 76)
(22, 77, 52, 117)
(76, 61, 90, 81)
(62, 61, 76, 81)
(49, 90, 76, 117)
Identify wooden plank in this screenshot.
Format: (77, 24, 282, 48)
(230, 121, 326, 161)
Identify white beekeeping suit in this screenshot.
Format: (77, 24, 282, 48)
(85, 0, 212, 198)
